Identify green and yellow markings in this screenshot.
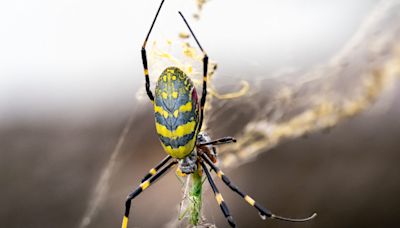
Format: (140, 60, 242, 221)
(156, 121, 196, 139)
(154, 101, 193, 119)
(161, 136, 196, 159)
(161, 91, 168, 99)
(154, 105, 169, 118)
(121, 216, 129, 228)
(144, 69, 149, 75)
(166, 68, 175, 74)
(178, 101, 192, 112)
(158, 89, 178, 100)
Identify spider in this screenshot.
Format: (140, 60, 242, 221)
(122, 1, 317, 227)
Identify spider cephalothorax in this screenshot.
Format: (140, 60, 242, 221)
(178, 132, 217, 174)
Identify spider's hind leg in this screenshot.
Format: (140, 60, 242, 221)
(201, 153, 317, 223)
(200, 161, 236, 227)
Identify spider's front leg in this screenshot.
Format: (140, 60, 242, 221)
(141, 47, 154, 102)
(140, 0, 165, 103)
(200, 161, 236, 227)
(197, 133, 237, 163)
(178, 12, 208, 132)
(198, 136, 237, 146)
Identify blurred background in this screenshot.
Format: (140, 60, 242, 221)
(1, 0, 400, 227)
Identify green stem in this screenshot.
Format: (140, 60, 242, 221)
(189, 168, 203, 226)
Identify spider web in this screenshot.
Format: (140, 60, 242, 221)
(214, 0, 400, 169)
(154, 0, 400, 226)
(79, 0, 400, 227)
(143, 0, 400, 172)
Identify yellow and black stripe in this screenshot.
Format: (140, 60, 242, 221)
(201, 161, 236, 227)
(154, 67, 199, 159)
(140, 0, 165, 103)
(141, 48, 154, 102)
(140, 155, 171, 183)
(178, 12, 208, 133)
(197, 54, 208, 132)
(122, 160, 177, 228)
(201, 154, 317, 222)
(201, 154, 275, 217)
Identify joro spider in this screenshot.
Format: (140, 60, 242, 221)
(122, 1, 317, 227)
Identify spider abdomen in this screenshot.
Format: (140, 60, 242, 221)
(154, 67, 199, 159)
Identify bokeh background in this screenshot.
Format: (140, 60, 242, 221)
(1, 0, 400, 227)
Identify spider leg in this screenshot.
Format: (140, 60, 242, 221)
(201, 154, 317, 222)
(141, 0, 165, 103)
(122, 160, 177, 228)
(140, 155, 172, 183)
(200, 161, 236, 227)
(199, 136, 237, 146)
(178, 11, 209, 132)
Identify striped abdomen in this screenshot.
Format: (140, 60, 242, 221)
(154, 67, 199, 159)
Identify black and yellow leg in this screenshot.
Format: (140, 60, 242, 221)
(140, 155, 172, 183)
(141, 48, 153, 102)
(141, 0, 166, 103)
(122, 160, 177, 228)
(201, 154, 317, 222)
(178, 11, 209, 132)
(200, 161, 236, 227)
(197, 54, 208, 132)
(199, 136, 237, 147)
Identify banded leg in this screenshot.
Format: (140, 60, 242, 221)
(178, 12, 209, 132)
(122, 160, 177, 228)
(199, 136, 237, 146)
(140, 155, 172, 183)
(200, 161, 236, 227)
(201, 154, 317, 222)
(141, 0, 166, 102)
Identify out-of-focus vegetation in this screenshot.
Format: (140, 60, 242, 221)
(216, 0, 400, 168)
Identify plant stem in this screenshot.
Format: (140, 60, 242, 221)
(189, 168, 203, 226)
